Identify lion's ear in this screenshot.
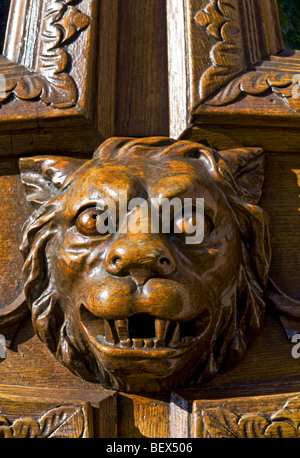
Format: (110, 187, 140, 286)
(217, 147, 265, 204)
(19, 156, 86, 209)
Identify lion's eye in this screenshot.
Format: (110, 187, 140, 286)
(174, 210, 211, 239)
(76, 208, 104, 236)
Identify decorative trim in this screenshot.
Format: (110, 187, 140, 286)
(195, 0, 246, 101)
(0, 405, 90, 438)
(203, 63, 300, 112)
(194, 0, 300, 113)
(201, 395, 300, 438)
(1, 0, 89, 108)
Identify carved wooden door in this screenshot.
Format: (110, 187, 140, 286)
(1, 0, 300, 439)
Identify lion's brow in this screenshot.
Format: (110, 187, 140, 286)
(150, 175, 196, 200)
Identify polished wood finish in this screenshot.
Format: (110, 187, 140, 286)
(0, 0, 300, 438)
(17, 138, 270, 392)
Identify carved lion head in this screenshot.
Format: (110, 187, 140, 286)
(19, 137, 271, 391)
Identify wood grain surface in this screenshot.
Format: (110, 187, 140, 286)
(0, 0, 300, 439)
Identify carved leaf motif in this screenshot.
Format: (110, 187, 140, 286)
(11, 419, 40, 438)
(0, 417, 12, 438)
(265, 396, 300, 438)
(202, 408, 239, 438)
(57, 5, 90, 43)
(204, 71, 300, 112)
(202, 396, 300, 438)
(237, 415, 269, 438)
(195, 0, 246, 101)
(0, 406, 86, 438)
(39, 406, 85, 438)
(195, 1, 300, 111)
(195, 2, 227, 41)
(203, 409, 270, 438)
(1, 0, 89, 108)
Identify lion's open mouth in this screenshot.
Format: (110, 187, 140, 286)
(80, 305, 210, 350)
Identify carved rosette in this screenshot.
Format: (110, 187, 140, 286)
(1, 0, 89, 108)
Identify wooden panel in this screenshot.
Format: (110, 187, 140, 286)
(0, 0, 299, 440)
(0, 0, 104, 156)
(167, 0, 284, 138)
(190, 392, 300, 438)
(187, 122, 300, 154)
(0, 317, 96, 389)
(0, 161, 31, 307)
(260, 152, 300, 300)
(0, 384, 117, 438)
(117, 393, 170, 438)
(96, 0, 119, 139)
(115, 0, 169, 137)
(2, 0, 96, 115)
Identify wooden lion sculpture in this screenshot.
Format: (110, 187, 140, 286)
(19, 137, 271, 392)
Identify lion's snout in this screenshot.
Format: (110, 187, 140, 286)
(105, 234, 177, 285)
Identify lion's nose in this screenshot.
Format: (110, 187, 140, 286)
(105, 237, 176, 284)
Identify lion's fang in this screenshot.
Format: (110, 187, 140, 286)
(155, 319, 167, 345)
(104, 320, 116, 344)
(115, 319, 129, 342)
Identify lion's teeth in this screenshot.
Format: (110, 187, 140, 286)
(104, 320, 116, 344)
(155, 319, 166, 340)
(100, 318, 191, 349)
(154, 339, 164, 348)
(144, 338, 154, 348)
(169, 323, 180, 347)
(115, 319, 129, 342)
(155, 319, 167, 345)
(132, 338, 144, 348)
(120, 338, 132, 348)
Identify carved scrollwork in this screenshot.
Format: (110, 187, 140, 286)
(0, 405, 89, 438)
(195, 0, 300, 112)
(203, 70, 300, 111)
(1, 0, 89, 108)
(201, 396, 300, 438)
(194, 0, 246, 101)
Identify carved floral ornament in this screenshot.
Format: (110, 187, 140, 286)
(0, 0, 89, 108)
(0, 405, 90, 438)
(194, 0, 300, 111)
(200, 395, 300, 438)
(12, 135, 300, 392)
